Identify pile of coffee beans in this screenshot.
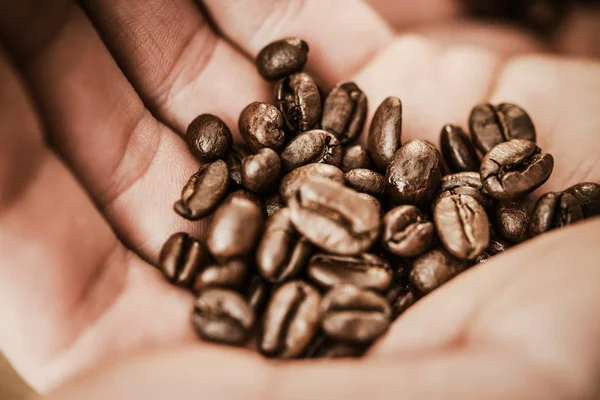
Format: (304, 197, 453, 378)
(158, 37, 600, 359)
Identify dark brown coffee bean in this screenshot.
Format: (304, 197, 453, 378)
(564, 182, 600, 218)
(386, 139, 443, 205)
(289, 177, 381, 255)
(193, 259, 247, 292)
(280, 129, 342, 171)
(440, 124, 480, 172)
(480, 139, 554, 201)
(385, 283, 416, 320)
(159, 233, 210, 287)
(244, 275, 270, 315)
(241, 148, 281, 193)
(382, 205, 434, 258)
(265, 193, 285, 217)
(260, 280, 321, 358)
(206, 191, 264, 262)
(225, 144, 251, 188)
(357, 193, 383, 216)
(497, 103, 536, 143)
(321, 82, 367, 144)
(174, 160, 230, 220)
(307, 253, 392, 292)
(495, 200, 530, 243)
(275, 72, 321, 134)
(435, 171, 493, 210)
(530, 192, 584, 236)
(410, 248, 468, 294)
(238, 102, 286, 152)
(279, 163, 344, 204)
(305, 335, 366, 359)
(475, 238, 510, 264)
(368, 96, 402, 171)
(321, 284, 391, 343)
(193, 287, 254, 345)
(256, 38, 309, 81)
(186, 114, 232, 162)
(341, 144, 370, 172)
(344, 169, 386, 196)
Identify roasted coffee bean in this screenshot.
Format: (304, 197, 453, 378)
(321, 82, 367, 144)
(186, 114, 232, 162)
(265, 193, 285, 217)
(280, 129, 342, 171)
(564, 182, 600, 218)
(256, 38, 308, 81)
(341, 144, 370, 172)
(434, 194, 490, 260)
(410, 248, 468, 294)
(289, 177, 381, 255)
(159, 233, 210, 287)
(225, 144, 251, 188)
(321, 284, 391, 343)
(475, 238, 510, 264)
(279, 163, 344, 204)
(256, 208, 313, 283)
(275, 72, 321, 133)
(385, 283, 416, 320)
(238, 102, 286, 152)
(193, 288, 254, 345)
(382, 205, 434, 258)
(174, 160, 230, 220)
(435, 171, 493, 210)
(206, 191, 264, 262)
(245, 275, 270, 314)
(480, 139, 554, 201)
(368, 96, 402, 171)
(344, 169, 386, 196)
(530, 192, 584, 236)
(260, 281, 321, 358)
(305, 335, 366, 359)
(242, 148, 281, 193)
(193, 259, 247, 291)
(357, 193, 383, 216)
(307, 253, 392, 292)
(440, 124, 480, 172)
(386, 139, 443, 205)
(495, 200, 530, 243)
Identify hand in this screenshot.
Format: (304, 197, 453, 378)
(0, 0, 599, 397)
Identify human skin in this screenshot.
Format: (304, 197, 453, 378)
(0, 0, 599, 398)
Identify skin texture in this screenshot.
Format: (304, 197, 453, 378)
(0, 0, 599, 398)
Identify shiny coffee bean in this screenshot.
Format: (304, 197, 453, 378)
(307, 253, 392, 292)
(279, 163, 344, 204)
(410, 248, 468, 294)
(344, 169, 386, 196)
(244, 275, 270, 315)
(475, 238, 510, 264)
(174, 160, 230, 220)
(385, 283, 416, 320)
(368, 96, 402, 171)
(480, 139, 554, 201)
(256, 208, 313, 283)
(275, 72, 321, 134)
(225, 144, 251, 188)
(440, 124, 480, 172)
(357, 193, 383, 216)
(265, 193, 285, 217)
(242, 148, 281, 193)
(530, 192, 584, 236)
(382, 205, 434, 258)
(289, 177, 381, 255)
(305, 335, 366, 359)
(260, 281, 321, 358)
(193, 259, 247, 292)
(256, 38, 309, 81)
(280, 129, 342, 171)
(386, 139, 443, 205)
(186, 114, 232, 162)
(341, 144, 370, 172)
(436, 171, 493, 210)
(193, 288, 254, 345)
(434, 194, 490, 260)
(564, 182, 600, 218)
(495, 200, 530, 243)
(238, 102, 286, 152)
(321, 284, 391, 343)
(159, 233, 210, 287)
(321, 82, 367, 144)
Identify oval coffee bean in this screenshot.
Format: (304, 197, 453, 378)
(564, 182, 600, 218)
(344, 169, 386, 196)
(256, 208, 313, 283)
(480, 139, 554, 201)
(174, 160, 230, 220)
(436, 171, 492, 210)
(497, 103, 536, 143)
(410, 248, 468, 294)
(275, 72, 321, 134)
(386, 139, 443, 205)
(495, 200, 530, 243)
(193, 259, 247, 292)
(307, 253, 392, 292)
(241, 148, 281, 193)
(357, 193, 383, 216)
(186, 114, 232, 162)
(385, 283, 416, 320)
(225, 144, 251, 188)
(321, 82, 367, 144)
(193, 288, 254, 345)
(341, 144, 370, 172)
(280, 129, 342, 171)
(382, 205, 434, 258)
(289, 177, 381, 255)
(475, 238, 510, 264)
(529, 192, 584, 236)
(260, 281, 321, 358)
(440, 124, 480, 172)
(264, 193, 285, 217)
(279, 163, 344, 204)
(321, 284, 391, 343)
(159, 233, 210, 287)
(368, 96, 402, 171)
(256, 38, 309, 81)
(434, 194, 490, 260)
(238, 102, 286, 152)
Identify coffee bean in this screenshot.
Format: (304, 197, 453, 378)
(382, 205, 434, 257)
(305, 335, 366, 359)
(497, 103, 537, 142)
(275, 72, 321, 134)
(280, 129, 342, 171)
(265, 193, 285, 217)
(321, 82, 367, 144)
(186, 114, 232, 162)
(307, 253, 392, 292)
(440, 124, 480, 172)
(368, 96, 402, 171)
(159, 233, 210, 287)
(341, 144, 370, 172)
(289, 177, 381, 255)
(238, 102, 286, 152)
(564, 182, 600, 218)
(530, 191, 584, 236)
(475, 238, 510, 264)
(174, 160, 230, 220)
(225, 144, 251, 188)
(256, 38, 309, 81)
(321, 284, 391, 343)
(410, 248, 468, 294)
(279, 163, 344, 204)
(435, 171, 493, 210)
(385, 283, 416, 320)
(495, 200, 530, 243)
(244, 275, 270, 315)
(357, 193, 383, 216)
(193, 287, 254, 345)
(480, 139, 554, 201)
(242, 148, 281, 193)
(260, 280, 321, 358)
(344, 169, 386, 197)
(193, 259, 247, 292)
(386, 139, 443, 205)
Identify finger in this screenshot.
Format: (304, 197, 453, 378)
(201, 0, 394, 85)
(556, 4, 600, 58)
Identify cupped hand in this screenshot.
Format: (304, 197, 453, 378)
(0, 0, 599, 397)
